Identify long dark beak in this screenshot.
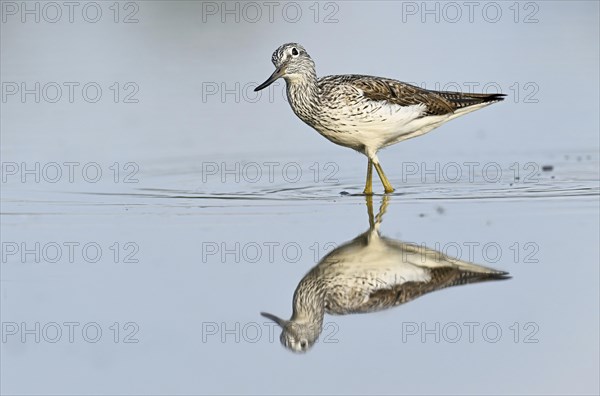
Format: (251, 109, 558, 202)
(254, 66, 285, 91)
(260, 311, 288, 328)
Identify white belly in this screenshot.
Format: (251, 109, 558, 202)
(310, 100, 492, 156)
(314, 102, 439, 155)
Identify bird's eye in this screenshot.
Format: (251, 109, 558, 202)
(291, 48, 299, 56)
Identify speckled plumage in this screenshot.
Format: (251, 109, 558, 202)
(261, 197, 509, 353)
(255, 43, 506, 194)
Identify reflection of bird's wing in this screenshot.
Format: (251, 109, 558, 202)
(322, 235, 508, 314)
(355, 267, 508, 313)
(386, 239, 509, 274)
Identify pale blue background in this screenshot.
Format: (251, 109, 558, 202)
(1, 1, 599, 395)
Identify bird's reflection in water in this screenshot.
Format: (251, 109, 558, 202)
(261, 196, 510, 353)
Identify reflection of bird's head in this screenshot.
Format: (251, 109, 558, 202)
(261, 312, 319, 353)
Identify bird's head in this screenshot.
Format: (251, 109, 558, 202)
(261, 311, 320, 353)
(254, 43, 315, 91)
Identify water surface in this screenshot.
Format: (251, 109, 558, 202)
(1, 1, 599, 395)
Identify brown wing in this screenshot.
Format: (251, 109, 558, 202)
(350, 267, 510, 313)
(339, 75, 505, 116)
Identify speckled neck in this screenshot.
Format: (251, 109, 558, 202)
(290, 275, 326, 330)
(285, 71, 321, 127)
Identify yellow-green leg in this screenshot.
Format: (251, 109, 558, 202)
(375, 195, 390, 224)
(366, 195, 375, 229)
(374, 161, 395, 193)
(366, 195, 389, 232)
(363, 159, 373, 195)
